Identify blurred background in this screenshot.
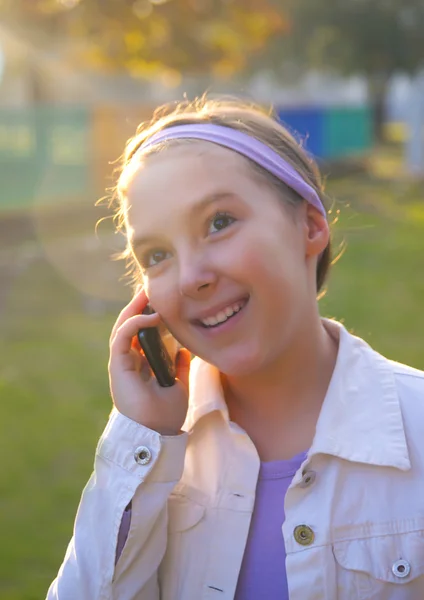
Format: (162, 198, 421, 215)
(0, 0, 423, 597)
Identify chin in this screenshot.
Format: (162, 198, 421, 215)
(209, 345, 264, 378)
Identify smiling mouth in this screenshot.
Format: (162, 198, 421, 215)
(198, 296, 249, 328)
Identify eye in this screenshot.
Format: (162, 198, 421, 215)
(208, 212, 236, 235)
(140, 249, 171, 269)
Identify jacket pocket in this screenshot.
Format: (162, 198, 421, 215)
(168, 498, 206, 533)
(333, 530, 424, 600)
(160, 496, 207, 600)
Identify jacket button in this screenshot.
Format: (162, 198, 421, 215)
(392, 559, 411, 578)
(134, 446, 152, 465)
(294, 525, 315, 546)
(299, 470, 316, 488)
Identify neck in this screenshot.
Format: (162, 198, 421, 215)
(221, 315, 339, 460)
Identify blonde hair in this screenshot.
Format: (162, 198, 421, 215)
(109, 96, 332, 292)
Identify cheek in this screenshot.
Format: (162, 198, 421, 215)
(237, 232, 299, 286)
(143, 278, 179, 318)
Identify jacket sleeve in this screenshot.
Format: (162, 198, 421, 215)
(46, 407, 188, 600)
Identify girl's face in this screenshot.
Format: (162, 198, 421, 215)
(124, 142, 328, 376)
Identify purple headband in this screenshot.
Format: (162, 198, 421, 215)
(137, 123, 326, 218)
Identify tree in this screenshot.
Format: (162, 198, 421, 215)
(4, 0, 423, 140)
(276, 0, 424, 139)
(0, 0, 290, 87)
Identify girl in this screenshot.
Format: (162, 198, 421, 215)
(48, 98, 424, 600)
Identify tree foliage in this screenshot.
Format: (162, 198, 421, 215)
(0, 0, 290, 82)
(281, 0, 424, 78)
(2, 0, 423, 89)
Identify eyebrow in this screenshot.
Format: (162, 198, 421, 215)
(130, 191, 238, 250)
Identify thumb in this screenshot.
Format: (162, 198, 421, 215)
(176, 348, 191, 390)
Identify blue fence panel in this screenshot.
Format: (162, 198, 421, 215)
(324, 107, 373, 159)
(276, 108, 327, 159)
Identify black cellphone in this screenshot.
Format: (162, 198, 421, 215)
(137, 305, 178, 387)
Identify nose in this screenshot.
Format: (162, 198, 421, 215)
(178, 249, 217, 299)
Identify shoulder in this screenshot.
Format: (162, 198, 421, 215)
(389, 359, 424, 380)
(389, 359, 424, 401)
(354, 329, 424, 418)
(385, 360, 424, 440)
(344, 323, 424, 404)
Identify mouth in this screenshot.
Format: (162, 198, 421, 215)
(196, 295, 250, 329)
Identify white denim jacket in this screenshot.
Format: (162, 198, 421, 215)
(47, 320, 424, 600)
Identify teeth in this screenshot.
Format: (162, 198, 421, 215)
(201, 300, 245, 327)
(204, 315, 218, 326)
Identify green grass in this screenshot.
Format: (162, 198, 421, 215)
(0, 263, 117, 598)
(320, 145, 424, 367)
(0, 143, 423, 598)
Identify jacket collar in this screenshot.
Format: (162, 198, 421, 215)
(306, 320, 410, 472)
(184, 357, 229, 431)
(183, 319, 411, 472)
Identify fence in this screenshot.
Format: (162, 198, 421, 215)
(0, 104, 373, 213)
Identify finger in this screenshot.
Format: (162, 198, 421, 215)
(129, 347, 144, 372)
(130, 348, 152, 380)
(140, 357, 152, 382)
(110, 312, 161, 356)
(110, 287, 147, 342)
(110, 288, 149, 342)
(131, 334, 142, 352)
(176, 348, 191, 390)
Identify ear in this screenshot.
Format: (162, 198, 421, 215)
(303, 202, 330, 258)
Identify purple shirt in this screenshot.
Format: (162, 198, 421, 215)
(234, 450, 307, 599)
(115, 503, 132, 565)
(116, 451, 307, 599)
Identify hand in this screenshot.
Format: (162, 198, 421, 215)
(108, 289, 191, 435)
